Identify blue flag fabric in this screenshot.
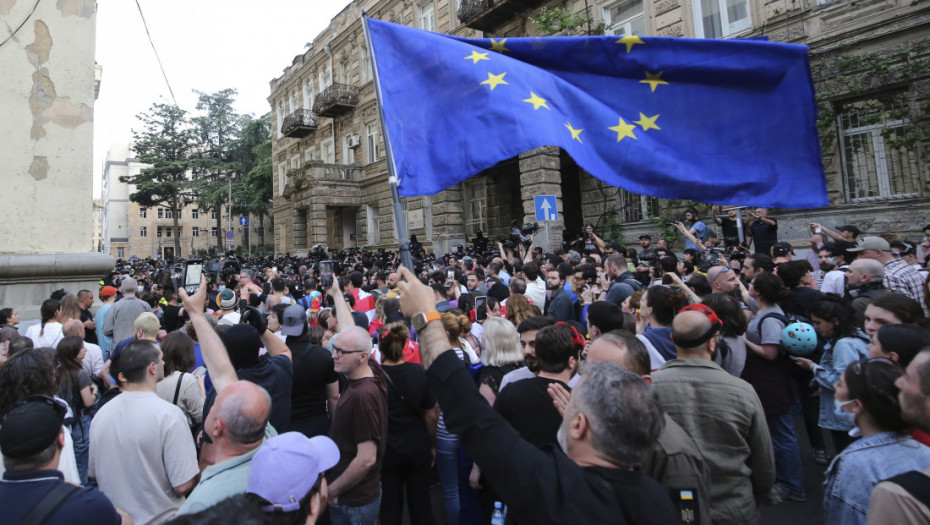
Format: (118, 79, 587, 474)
(366, 18, 827, 208)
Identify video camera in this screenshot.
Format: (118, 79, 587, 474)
(510, 220, 539, 248)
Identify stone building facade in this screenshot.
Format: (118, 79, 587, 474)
(102, 144, 271, 260)
(269, 0, 930, 256)
(0, 0, 113, 320)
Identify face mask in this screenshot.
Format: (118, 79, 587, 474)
(834, 398, 858, 427)
(218, 285, 226, 292)
(137, 286, 144, 293)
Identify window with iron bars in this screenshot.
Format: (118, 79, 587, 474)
(464, 179, 488, 235)
(619, 189, 657, 223)
(838, 93, 921, 202)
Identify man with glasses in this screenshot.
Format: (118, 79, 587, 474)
(327, 325, 388, 525)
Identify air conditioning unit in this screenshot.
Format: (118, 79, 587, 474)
(348, 135, 361, 148)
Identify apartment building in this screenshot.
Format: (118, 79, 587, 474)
(269, 0, 929, 255)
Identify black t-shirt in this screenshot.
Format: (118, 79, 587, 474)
(0, 470, 121, 525)
(161, 304, 187, 333)
(382, 362, 436, 460)
(287, 340, 338, 423)
(80, 308, 98, 345)
(494, 377, 569, 449)
(478, 362, 523, 397)
(749, 218, 778, 255)
(718, 217, 744, 245)
(202, 354, 294, 436)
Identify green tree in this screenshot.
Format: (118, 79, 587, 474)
(235, 113, 273, 246)
(190, 89, 246, 252)
(124, 103, 195, 258)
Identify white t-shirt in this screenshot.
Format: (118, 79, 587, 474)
(83, 342, 104, 378)
(88, 391, 199, 525)
(24, 321, 64, 348)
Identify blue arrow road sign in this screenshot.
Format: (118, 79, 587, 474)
(534, 196, 558, 222)
(239, 216, 249, 226)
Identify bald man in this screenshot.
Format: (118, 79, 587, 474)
(582, 331, 712, 525)
(846, 258, 893, 324)
(652, 311, 774, 525)
(327, 326, 388, 519)
(176, 380, 273, 516)
(706, 265, 740, 296)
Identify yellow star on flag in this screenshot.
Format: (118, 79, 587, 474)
(565, 122, 583, 143)
(464, 50, 490, 64)
(640, 70, 668, 93)
(481, 72, 508, 91)
(634, 113, 661, 131)
(522, 92, 550, 111)
(609, 117, 637, 142)
(489, 38, 510, 53)
(616, 35, 644, 53)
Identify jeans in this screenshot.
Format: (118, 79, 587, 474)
(435, 435, 460, 525)
(766, 408, 806, 497)
(71, 414, 91, 485)
(329, 492, 382, 525)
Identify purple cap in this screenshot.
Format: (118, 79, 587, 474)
(247, 432, 340, 512)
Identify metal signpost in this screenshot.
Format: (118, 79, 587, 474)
(534, 195, 558, 253)
(239, 217, 250, 257)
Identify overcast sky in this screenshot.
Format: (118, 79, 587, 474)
(93, 0, 347, 194)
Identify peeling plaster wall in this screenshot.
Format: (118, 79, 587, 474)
(0, 0, 96, 254)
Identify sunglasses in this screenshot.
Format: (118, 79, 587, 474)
(708, 266, 732, 285)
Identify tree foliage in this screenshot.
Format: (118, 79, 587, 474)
(191, 89, 247, 251)
(124, 103, 195, 257)
(125, 91, 274, 258)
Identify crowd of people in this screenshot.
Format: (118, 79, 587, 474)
(0, 211, 930, 525)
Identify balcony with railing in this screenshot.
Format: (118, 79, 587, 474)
(281, 110, 317, 139)
(312, 83, 359, 118)
(457, 0, 547, 32)
(281, 163, 362, 200)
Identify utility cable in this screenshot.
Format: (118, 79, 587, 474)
(0, 0, 43, 50)
(134, 0, 178, 106)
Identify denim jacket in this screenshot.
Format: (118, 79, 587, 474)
(814, 334, 869, 431)
(823, 431, 930, 525)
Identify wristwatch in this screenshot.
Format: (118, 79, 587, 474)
(412, 310, 441, 331)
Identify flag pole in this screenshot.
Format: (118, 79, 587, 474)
(361, 11, 415, 272)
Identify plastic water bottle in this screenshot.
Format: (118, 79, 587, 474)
(491, 501, 506, 525)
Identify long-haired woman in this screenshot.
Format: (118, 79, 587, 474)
(794, 298, 869, 454)
(57, 335, 98, 484)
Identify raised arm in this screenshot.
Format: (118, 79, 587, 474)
(179, 275, 237, 393)
(327, 280, 355, 334)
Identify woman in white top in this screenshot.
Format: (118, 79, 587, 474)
(24, 299, 64, 348)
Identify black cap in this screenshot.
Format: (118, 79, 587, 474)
(219, 324, 262, 370)
(772, 242, 793, 257)
(0, 395, 66, 459)
(639, 234, 651, 240)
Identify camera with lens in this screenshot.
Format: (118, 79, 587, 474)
(510, 221, 539, 248)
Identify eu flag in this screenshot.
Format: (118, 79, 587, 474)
(366, 18, 827, 208)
